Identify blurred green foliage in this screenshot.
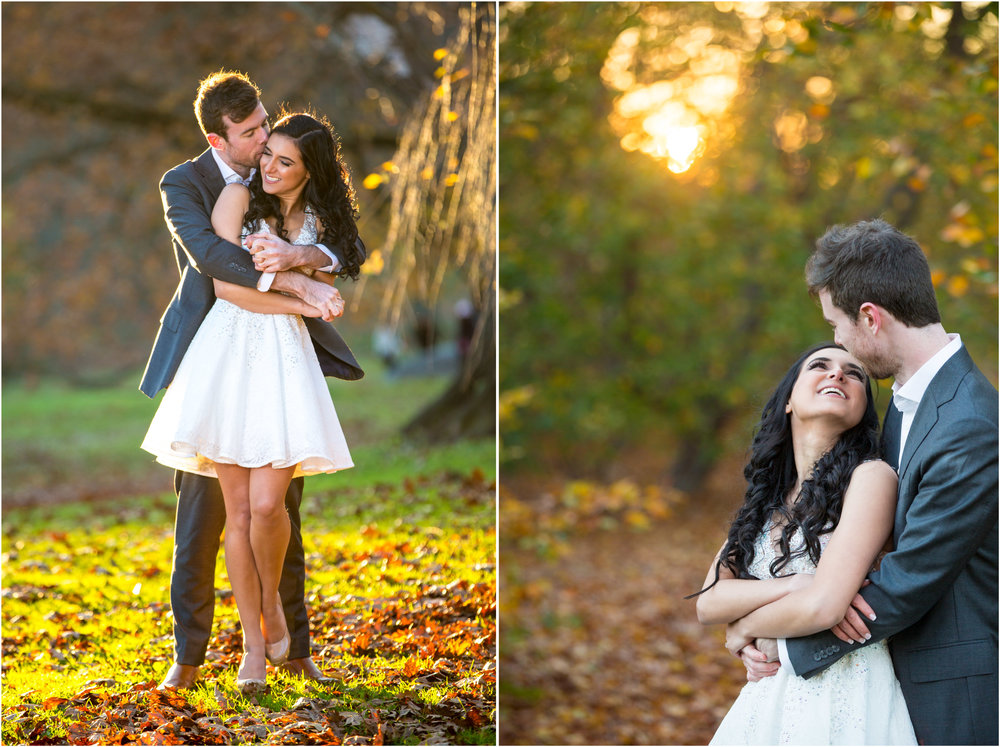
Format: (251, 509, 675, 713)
(499, 2, 998, 488)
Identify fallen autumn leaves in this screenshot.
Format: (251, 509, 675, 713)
(2, 471, 496, 746)
(5, 575, 495, 746)
(499, 476, 748, 745)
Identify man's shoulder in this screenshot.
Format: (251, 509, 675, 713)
(159, 150, 214, 190)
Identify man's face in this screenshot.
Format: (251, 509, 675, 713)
(818, 289, 896, 379)
(215, 102, 270, 172)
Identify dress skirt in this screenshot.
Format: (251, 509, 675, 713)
(710, 641, 916, 745)
(141, 298, 353, 479)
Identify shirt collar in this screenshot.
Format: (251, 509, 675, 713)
(891, 333, 962, 413)
(210, 147, 255, 185)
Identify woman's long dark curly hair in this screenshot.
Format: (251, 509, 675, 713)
(689, 343, 880, 598)
(244, 111, 363, 280)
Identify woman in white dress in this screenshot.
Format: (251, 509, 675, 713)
(142, 112, 363, 695)
(691, 343, 916, 744)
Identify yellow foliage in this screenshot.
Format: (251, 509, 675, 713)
(947, 275, 970, 297)
(433, 48, 448, 61)
(362, 249, 384, 276)
(509, 123, 540, 140)
(940, 223, 985, 248)
(362, 173, 383, 190)
(961, 258, 985, 275)
(499, 385, 536, 422)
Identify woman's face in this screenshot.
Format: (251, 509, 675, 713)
(785, 347, 869, 431)
(259, 133, 309, 196)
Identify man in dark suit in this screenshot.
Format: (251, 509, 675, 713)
(733, 219, 998, 745)
(140, 70, 363, 688)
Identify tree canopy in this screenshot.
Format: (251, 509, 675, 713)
(500, 1, 998, 489)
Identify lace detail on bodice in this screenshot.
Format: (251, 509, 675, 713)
(747, 517, 833, 580)
(242, 209, 318, 247)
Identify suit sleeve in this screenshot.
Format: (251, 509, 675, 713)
(160, 168, 262, 288)
(786, 401, 999, 678)
(353, 235, 367, 265)
(326, 235, 367, 272)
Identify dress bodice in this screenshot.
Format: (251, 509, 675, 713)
(243, 209, 318, 247)
(747, 517, 834, 580)
(712, 516, 917, 745)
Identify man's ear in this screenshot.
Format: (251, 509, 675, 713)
(858, 302, 883, 335)
(207, 132, 226, 150)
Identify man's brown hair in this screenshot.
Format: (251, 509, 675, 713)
(194, 70, 261, 140)
(806, 218, 941, 327)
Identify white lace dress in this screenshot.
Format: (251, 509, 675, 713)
(710, 518, 916, 745)
(141, 212, 353, 478)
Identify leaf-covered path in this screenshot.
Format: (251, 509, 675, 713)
(500, 475, 748, 745)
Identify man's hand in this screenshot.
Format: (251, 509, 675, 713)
(830, 579, 875, 644)
(271, 271, 344, 321)
(739, 641, 781, 682)
(247, 234, 330, 273)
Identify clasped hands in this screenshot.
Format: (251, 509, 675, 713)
(728, 579, 877, 682)
(246, 233, 344, 321)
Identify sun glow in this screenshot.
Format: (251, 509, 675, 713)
(601, 11, 744, 175)
(641, 116, 704, 173)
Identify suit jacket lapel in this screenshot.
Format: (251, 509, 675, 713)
(193, 148, 226, 202)
(897, 346, 974, 479)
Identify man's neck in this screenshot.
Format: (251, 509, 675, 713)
(213, 147, 252, 180)
(892, 323, 952, 386)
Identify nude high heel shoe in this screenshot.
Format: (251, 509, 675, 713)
(265, 599, 290, 667)
(265, 630, 290, 666)
(236, 652, 266, 697)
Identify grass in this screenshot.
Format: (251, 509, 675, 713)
(1, 369, 495, 745)
(2, 364, 470, 501)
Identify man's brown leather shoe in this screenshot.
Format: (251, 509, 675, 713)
(157, 663, 199, 690)
(281, 657, 342, 684)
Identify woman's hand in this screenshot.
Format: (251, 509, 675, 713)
(725, 619, 755, 657)
(830, 580, 875, 644)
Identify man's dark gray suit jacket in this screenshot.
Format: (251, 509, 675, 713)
(139, 148, 363, 398)
(786, 345, 998, 745)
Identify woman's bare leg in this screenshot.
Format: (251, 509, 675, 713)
(248, 465, 294, 645)
(214, 462, 266, 682)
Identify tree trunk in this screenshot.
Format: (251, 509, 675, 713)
(403, 296, 495, 442)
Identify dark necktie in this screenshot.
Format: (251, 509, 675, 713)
(881, 400, 902, 471)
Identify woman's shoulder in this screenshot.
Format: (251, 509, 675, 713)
(219, 182, 251, 201)
(854, 458, 895, 476)
(846, 458, 898, 499)
(212, 183, 251, 215)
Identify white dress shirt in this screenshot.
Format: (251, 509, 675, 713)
(210, 148, 338, 292)
(776, 333, 963, 674)
(889, 333, 962, 464)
